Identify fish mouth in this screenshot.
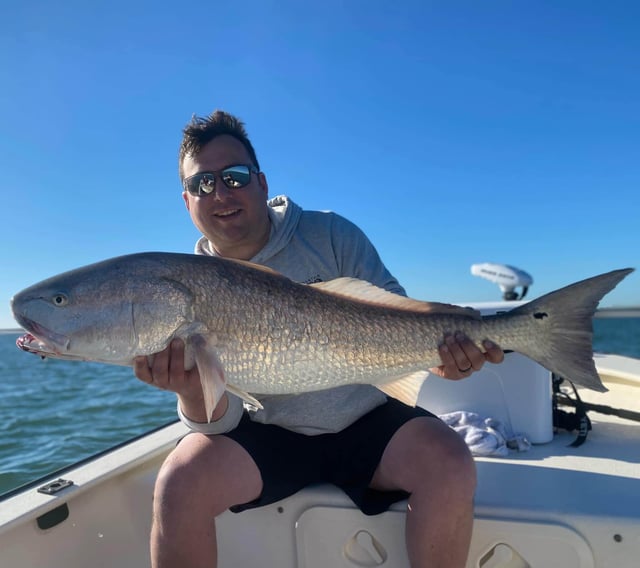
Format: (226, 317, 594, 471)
(14, 317, 69, 356)
(16, 333, 56, 358)
(16, 332, 87, 362)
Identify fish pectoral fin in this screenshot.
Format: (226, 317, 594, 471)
(191, 334, 227, 423)
(225, 384, 264, 410)
(377, 371, 429, 407)
(311, 278, 481, 317)
(190, 334, 264, 418)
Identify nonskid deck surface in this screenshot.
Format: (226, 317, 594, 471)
(477, 376, 640, 479)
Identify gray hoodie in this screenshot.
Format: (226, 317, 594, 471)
(178, 195, 406, 435)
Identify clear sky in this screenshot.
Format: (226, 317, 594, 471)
(1, 1, 638, 329)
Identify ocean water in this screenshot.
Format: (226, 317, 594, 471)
(0, 332, 177, 496)
(1, 319, 640, 496)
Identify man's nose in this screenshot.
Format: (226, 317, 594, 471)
(211, 179, 233, 199)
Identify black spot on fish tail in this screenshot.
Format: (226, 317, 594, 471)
(534, 312, 548, 319)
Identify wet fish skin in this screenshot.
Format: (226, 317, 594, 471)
(10, 252, 633, 420)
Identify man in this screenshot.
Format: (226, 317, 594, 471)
(134, 110, 504, 568)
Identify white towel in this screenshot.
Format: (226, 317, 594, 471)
(439, 411, 531, 457)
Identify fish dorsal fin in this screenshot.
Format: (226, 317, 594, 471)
(226, 258, 284, 277)
(377, 371, 430, 406)
(311, 278, 480, 317)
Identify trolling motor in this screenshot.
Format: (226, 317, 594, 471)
(471, 263, 533, 301)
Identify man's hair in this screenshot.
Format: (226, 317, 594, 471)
(178, 110, 260, 179)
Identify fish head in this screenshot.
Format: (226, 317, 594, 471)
(11, 254, 195, 364)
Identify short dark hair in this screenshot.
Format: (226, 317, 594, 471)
(178, 110, 260, 179)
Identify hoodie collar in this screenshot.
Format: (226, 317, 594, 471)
(194, 194, 302, 263)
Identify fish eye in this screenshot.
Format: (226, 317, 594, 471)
(52, 293, 68, 306)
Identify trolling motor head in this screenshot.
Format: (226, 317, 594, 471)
(471, 263, 533, 301)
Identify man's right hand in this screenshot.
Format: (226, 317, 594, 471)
(133, 338, 228, 423)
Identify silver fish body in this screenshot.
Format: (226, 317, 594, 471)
(11, 252, 633, 419)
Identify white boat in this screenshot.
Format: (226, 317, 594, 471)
(1, 310, 639, 567)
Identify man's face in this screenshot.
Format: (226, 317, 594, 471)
(181, 135, 270, 259)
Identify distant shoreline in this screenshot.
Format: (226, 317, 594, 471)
(0, 329, 23, 334)
(595, 308, 640, 318)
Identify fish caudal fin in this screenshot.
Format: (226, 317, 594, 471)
(508, 268, 633, 392)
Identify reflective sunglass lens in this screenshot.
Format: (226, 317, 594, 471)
(221, 166, 250, 188)
(197, 174, 216, 194)
(184, 165, 253, 195)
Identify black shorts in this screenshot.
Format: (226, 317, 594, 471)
(222, 397, 436, 515)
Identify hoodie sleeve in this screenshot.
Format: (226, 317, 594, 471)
(176, 393, 244, 434)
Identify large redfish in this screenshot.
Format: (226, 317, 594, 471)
(11, 252, 633, 421)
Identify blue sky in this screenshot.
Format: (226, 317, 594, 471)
(1, 1, 638, 329)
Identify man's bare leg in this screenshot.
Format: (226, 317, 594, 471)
(370, 417, 476, 568)
(150, 433, 262, 568)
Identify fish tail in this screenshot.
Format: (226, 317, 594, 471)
(506, 268, 633, 392)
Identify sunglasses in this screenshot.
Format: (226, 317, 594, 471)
(183, 164, 259, 196)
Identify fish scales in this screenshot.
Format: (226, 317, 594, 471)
(188, 267, 436, 392)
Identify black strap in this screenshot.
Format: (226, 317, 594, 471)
(553, 374, 640, 447)
(553, 375, 591, 447)
(557, 396, 640, 423)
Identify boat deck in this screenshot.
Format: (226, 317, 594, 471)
(469, 372, 640, 567)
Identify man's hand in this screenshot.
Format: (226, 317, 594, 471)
(431, 332, 504, 380)
(133, 338, 201, 396)
(133, 338, 227, 423)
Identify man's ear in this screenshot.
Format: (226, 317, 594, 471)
(258, 171, 269, 196)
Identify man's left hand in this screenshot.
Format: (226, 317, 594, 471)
(431, 332, 504, 380)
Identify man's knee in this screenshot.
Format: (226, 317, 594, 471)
(436, 427, 477, 497)
(154, 434, 216, 518)
(153, 432, 261, 519)
(401, 418, 477, 496)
